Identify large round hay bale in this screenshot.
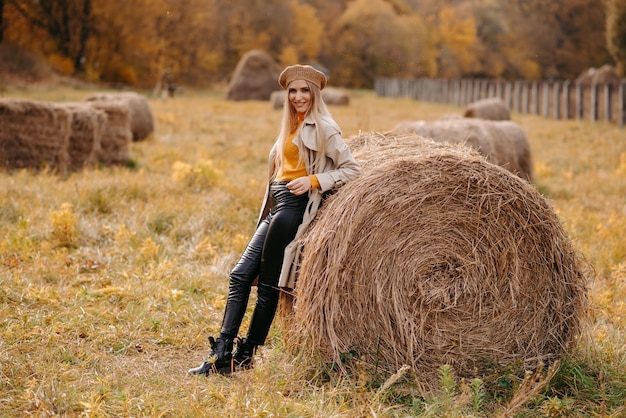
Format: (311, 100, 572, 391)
(226, 50, 283, 101)
(55, 102, 106, 170)
(289, 132, 588, 386)
(85, 91, 154, 141)
(0, 98, 71, 171)
(394, 118, 533, 182)
(464, 97, 510, 120)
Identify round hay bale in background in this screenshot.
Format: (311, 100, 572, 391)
(0, 98, 71, 171)
(437, 113, 463, 121)
(393, 118, 533, 182)
(55, 102, 106, 170)
(464, 97, 511, 120)
(322, 87, 350, 106)
(485, 120, 534, 182)
(577, 65, 622, 88)
(288, 132, 588, 386)
(226, 50, 283, 101)
(85, 91, 154, 142)
(592, 64, 621, 87)
(270, 90, 285, 110)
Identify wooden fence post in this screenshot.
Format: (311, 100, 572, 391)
(471, 80, 478, 102)
(542, 81, 550, 117)
(513, 81, 521, 112)
(576, 83, 584, 120)
(605, 83, 612, 123)
(591, 83, 599, 122)
(487, 80, 495, 97)
(468, 79, 475, 104)
(563, 81, 572, 120)
(480, 79, 488, 98)
(505, 82, 513, 109)
(553, 82, 561, 120)
(453, 79, 461, 106)
(458, 79, 465, 106)
(522, 82, 530, 114)
(618, 80, 626, 128)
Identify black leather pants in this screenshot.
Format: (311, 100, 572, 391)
(219, 181, 308, 346)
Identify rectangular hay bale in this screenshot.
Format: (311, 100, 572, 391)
(0, 99, 71, 171)
(86, 100, 133, 165)
(55, 102, 106, 170)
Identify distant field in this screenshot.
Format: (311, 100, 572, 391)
(1, 86, 625, 417)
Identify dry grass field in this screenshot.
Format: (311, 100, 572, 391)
(1, 84, 625, 417)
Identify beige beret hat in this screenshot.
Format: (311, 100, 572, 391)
(278, 64, 327, 90)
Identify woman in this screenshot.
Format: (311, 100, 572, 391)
(188, 64, 361, 376)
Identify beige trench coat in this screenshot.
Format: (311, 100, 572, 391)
(256, 114, 360, 289)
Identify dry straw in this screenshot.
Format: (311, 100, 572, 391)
(0, 98, 71, 171)
(286, 131, 588, 386)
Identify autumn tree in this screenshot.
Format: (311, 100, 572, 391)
(330, 0, 430, 87)
(501, 0, 609, 79)
(149, 0, 224, 86)
(1, 0, 617, 86)
(85, 0, 158, 84)
(0, 0, 5, 43)
(6, 0, 92, 74)
(302, 0, 350, 30)
(551, 0, 610, 78)
(471, 0, 508, 77)
(434, 5, 480, 78)
(283, 0, 323, 64)
(606, 0, 626, 75)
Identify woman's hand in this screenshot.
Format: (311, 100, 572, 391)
(286, 176, 311, 195)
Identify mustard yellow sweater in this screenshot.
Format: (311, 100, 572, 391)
(275, 127, 320, 189)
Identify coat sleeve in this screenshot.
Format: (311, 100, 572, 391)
(314, 122, 361, 192)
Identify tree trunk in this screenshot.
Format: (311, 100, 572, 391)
(0, 0, 5, 44)
(74, 0, 90, 74)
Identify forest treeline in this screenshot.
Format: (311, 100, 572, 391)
(1, 0, 625, 89)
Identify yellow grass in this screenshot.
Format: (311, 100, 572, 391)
(1, 86, 625, 417)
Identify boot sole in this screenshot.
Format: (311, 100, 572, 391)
(188, 361, 234, 376)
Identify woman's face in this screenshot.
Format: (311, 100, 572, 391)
(288, 79, 312, 115)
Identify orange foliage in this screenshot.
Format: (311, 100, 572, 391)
(0, 0, 615, 87)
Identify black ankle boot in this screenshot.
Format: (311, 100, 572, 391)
(233, 336, 256, 370)
(188, 336, 233, 376)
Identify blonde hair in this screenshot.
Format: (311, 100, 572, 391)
(273, 80, 331, 178)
